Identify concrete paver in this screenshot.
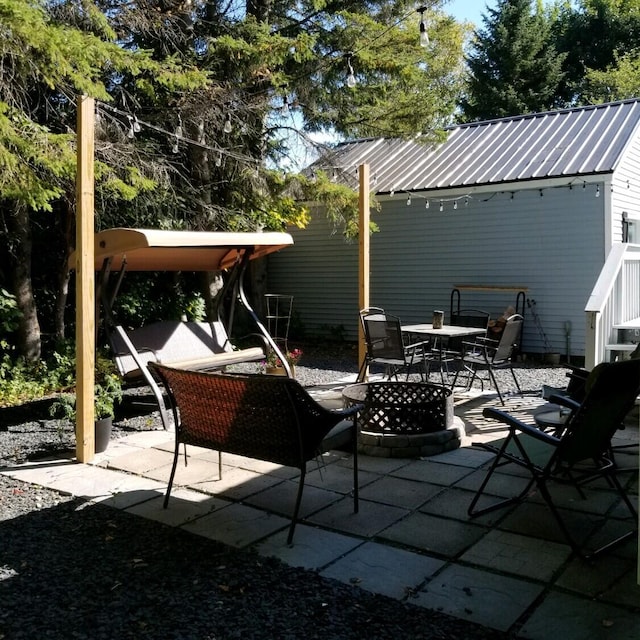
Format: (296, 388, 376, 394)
(181, 501, 290, 547)
(319, 541, 446, 600)
(460, 529, 572, 581)
(255, 525, 364, 571)
(379, 510, 488, 557)
(412, 563, 544, 632)
(519, 591, 640, 640)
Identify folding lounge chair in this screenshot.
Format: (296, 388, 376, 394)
(468, 357, 640, 559)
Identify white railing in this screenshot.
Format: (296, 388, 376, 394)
(584, 243, 640, 368)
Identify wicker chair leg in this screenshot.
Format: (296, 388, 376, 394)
(287, 466, 307, 544)
(352, 416, 359, 513)
(163, 444, 181, 509)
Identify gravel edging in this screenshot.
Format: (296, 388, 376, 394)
(1, 355, 571, 639)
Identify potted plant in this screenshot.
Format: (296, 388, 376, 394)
(263, 347, 303, 376)
(49, 356, 123, 453)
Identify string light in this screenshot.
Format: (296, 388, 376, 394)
(171, 118, 182, 154)
(417, 6, 429, 47)
(596, 185, 600, 197)
(215, 153, 222, 167)
(132, 116, 141, 133)
(439, 200, 443, 212)
(453, 200, 458, 209)
(345, 53, 357, 88)
(406, 195, 412, 206)
(425, 199, 430, 209)
(126, 115, 136, 139)
(223, 113, 233, 134)
(282, 95, 289, 114)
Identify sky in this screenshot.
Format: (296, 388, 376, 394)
(445, 0, 491, 26)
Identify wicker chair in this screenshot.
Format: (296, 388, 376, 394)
(150, 363, 362, 544)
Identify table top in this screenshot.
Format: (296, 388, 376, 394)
(401, 323, 487, 338)
(534, 408, 570, 430)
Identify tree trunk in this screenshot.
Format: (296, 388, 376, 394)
(3, 203, 41, 361)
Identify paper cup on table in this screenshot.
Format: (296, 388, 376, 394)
(432, 310, 444, 329)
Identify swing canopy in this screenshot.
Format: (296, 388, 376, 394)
(69, 227, 294, 272)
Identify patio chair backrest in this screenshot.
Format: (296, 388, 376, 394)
(451, 309, 490, 330)
(493, 314, 523, 362)
(151, 364, 350, 467)
(558, 358, 640, 466)
(362, 312, 405, 361)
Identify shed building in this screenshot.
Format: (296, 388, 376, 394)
(267, 99, 640, 358)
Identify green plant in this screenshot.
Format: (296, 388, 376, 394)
(265, 347, 303, 368)
(48, 354, 122, 421)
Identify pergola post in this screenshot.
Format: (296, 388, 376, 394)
(75, 95, 95, 462)
(358, 163, 370, 379)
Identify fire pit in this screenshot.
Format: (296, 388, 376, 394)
(342, 381, 463, 458)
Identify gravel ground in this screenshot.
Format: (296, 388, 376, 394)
(0, 346, 571, 639)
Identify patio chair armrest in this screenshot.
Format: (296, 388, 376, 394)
(333, 403, 364, 419)
(405, 338, 431, 350)
(482, 407, 561, 445)
(547, 394, 580, 411)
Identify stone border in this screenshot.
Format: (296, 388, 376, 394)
(358, 416, 465, 458)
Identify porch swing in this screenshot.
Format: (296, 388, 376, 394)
(69, 227, 294, 430)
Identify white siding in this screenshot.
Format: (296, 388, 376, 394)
(612, 133, 640, 241)
(268, 183, 604, 357)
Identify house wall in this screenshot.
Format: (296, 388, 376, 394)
(611, 132, 640, 242)
(267, 182, 605, 357)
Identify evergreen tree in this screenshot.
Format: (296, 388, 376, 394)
(553, 0, 640, 103)
(460, 0, 566, 121)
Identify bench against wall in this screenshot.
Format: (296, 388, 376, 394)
(110, 321, 266, 430)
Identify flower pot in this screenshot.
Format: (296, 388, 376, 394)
(95, 416, 113, 453)
(265, 365, 295, 377)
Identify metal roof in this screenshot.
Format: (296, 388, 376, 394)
(313, 99, 640, 195)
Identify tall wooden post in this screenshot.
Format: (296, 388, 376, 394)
(75, 96, 95, 462)
(358, 163, 370, 379)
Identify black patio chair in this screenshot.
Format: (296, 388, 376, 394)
(468, 357, 640, 559)
(357, 311, 430, 382)
(452, 313, 523, 404)
(431, 309, 491, 383)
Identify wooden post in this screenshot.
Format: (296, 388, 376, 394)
(358, 163, 370, 379)
(75, 96, 95, 462)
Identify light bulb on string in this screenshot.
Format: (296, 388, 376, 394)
(425, 199, 430, 209)
(345, 54, 357, 88)
(215, 153, 222, 167)
(406, 195, 412, 206)
(127, 116, 135, 139)
(171, 120, 182, 154)
(439, 200, 444, 212)
(282, 95, 289, 114)
(453, 200, 458, 210)
(464, 196, 469, 207)
(223, 113, 232, 134)
(417, 7, 429, 47)
(596, 185, 600, 197)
